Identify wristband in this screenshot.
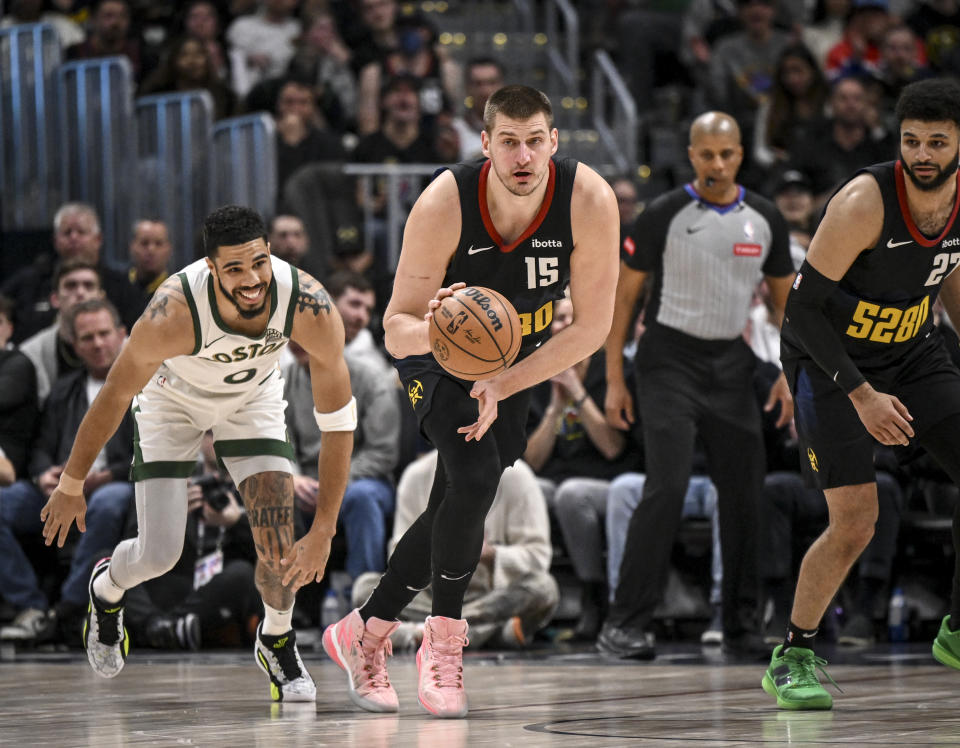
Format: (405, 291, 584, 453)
(58, 473, 84, 495)
(313, 396, 358, 432)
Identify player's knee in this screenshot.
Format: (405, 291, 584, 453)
(830, 515, 875, 554)
(143, 540, 184, 577)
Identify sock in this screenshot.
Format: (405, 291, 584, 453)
(261, 603, 294, 635)
(93, 566, 126, 604)
(359, 567, 419, 623)
(783, 620, 818, 652)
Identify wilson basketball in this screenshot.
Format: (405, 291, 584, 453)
(429, 286, 522, 380)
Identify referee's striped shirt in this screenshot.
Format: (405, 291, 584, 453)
(623, 184, 794, 341)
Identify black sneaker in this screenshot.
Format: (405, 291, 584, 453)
(83, 558, 129, 678)
(254, 623, 316, 702)
(146, 613, 202, 651)
(596, 621, 655, 659)
(838, 613, 875, 647)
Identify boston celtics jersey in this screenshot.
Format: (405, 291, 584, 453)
(395, 156, 577, 381)
(162, 255, 298, 393)
(782, 160, 960, 371)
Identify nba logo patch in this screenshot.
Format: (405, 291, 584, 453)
(793, 273, 802, 290)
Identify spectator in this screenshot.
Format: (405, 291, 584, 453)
(125, 219, 172, 315)
(611, 176, 641, 245)
(267, 213, 309, 266)
(326, 270, 391, 377)
(181, 0, 230, 82)
(355, 13, 461, 136)
(787, 75, 895, 204)
(0, 298, 134, 643)
(0, 202, 142, 341)
(754, 44, 829, 170)
(873, 24, 933, 115)
(65, 0, 150, 83)
(226, 0, 301, 97)
(347, 0, 399, 75)
(286, 10, 357, 131)
(0, 296, 40, 484)
(140, 34, 236, 120)
(802, 0, 851, 70)
(284, 336, 399, 580)
(772, 169, 817, 266)
(524, 297, 639, 640)
(707, 0, 789, 141)
(351, 451, 559, 649)
(825, 0, 925, 80)
(273, 78, 346, 211)
(20, 260, 104, 403)
(0, 0, 85, 47)
(908, 0, 960, 71)
(451, 58, 504, 161)
(122, 432, 262, 650)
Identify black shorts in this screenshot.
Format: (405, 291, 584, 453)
(399, 368, 532, 467)
(785, 331, 960, 490)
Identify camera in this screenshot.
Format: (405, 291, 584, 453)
(193, 474, 233, 512)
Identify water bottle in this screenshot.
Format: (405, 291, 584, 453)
(321, 588, 340, 630)
(888, 586, 907, 642)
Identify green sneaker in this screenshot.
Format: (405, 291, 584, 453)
(932, 615, 960, 670)
(761, 645, 838, 710)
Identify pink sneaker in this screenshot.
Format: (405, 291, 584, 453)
(416, 616, 470, 718)
(322, 608, 400, 713)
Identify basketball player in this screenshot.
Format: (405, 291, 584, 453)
(763, 77, 960, 710)
(39, 205, 355, 702)
(601, 111, 795, 660)
(322, 85, 619, 717)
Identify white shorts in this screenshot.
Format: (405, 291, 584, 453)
(130, 363, 294, 486)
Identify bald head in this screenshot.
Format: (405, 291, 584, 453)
(689, 112, 741, 146)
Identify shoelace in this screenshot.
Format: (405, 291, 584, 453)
(428, 634, 469, 689)
(268, 639, 304, 682)
(790, 652, 843, 693)
(95, 604, 122, 646)
(360, 635, 394, 689)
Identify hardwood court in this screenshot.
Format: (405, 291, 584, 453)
(2, 644, 958, 746)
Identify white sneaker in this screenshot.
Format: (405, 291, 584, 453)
(84, 558, 129, 678)
(0, 608, 52, 641)
(254, 623, 316, 702)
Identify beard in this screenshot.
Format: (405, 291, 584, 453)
(900, 147, 960, 192)
(216, 272, 269, 319)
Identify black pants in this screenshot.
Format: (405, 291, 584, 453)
(760, 470, 904, 583)
(382, 374, 531, 618)
(610, 327, 764, 635)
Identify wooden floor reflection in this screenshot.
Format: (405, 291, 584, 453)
(2, 644, 959, 746)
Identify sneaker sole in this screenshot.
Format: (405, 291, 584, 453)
(321, 624, 398, 714)
(761, 673, 833, 710)
(932, 638, 960, 670)
(415, 647, 468, 718)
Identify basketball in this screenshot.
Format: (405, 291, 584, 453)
(428, 286, 522, 380)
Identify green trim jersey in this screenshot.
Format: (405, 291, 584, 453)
(163, 255, 300, 394)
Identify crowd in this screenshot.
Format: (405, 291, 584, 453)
(2, 0, 959, 657)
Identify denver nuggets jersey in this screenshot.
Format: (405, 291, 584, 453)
(781, 161, 960, 371)
(162, 255, 298, 393)
(395, 156, 577, 380)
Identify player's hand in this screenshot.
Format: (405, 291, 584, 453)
(459, 377, 502, 441)
(849, 383, 914, 446)
(40, 486, 87, 548)
(279, 529, 334, 589)
(424, 281, 467, 323)
(604, 377, 634, 430)
(765, 372, 794, 429)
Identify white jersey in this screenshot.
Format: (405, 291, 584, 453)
(162, 255, 299, 394)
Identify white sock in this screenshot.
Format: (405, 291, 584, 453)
(93, 567, 126, 604)
(261, 603, 294, 635)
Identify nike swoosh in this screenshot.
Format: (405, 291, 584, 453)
(468, 245, 495, 255)
(203, 335, 226, 349)
(686, 226, 705, 234)
(887, 238, 913, 248)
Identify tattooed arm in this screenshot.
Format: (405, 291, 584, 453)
(41, 278, 196, 546)
(288, 269, 353, 534)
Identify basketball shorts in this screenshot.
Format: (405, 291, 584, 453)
(399, 368, 532, 467)
(784, 333, 960, 490)
(129, 363, 295, 486)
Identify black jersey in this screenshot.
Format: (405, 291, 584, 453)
(781, 160, 960, 371)
(394, 156, 578, 381)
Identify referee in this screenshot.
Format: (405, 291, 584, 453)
(601, 111, 796, 658)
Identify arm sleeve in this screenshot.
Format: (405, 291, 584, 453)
(784, 260, 866, 393)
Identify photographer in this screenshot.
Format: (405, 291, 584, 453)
(122, 433, 269, 650)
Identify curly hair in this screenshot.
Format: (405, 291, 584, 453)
(896, 78, 960, 127)
(201, 205, 267, 258)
